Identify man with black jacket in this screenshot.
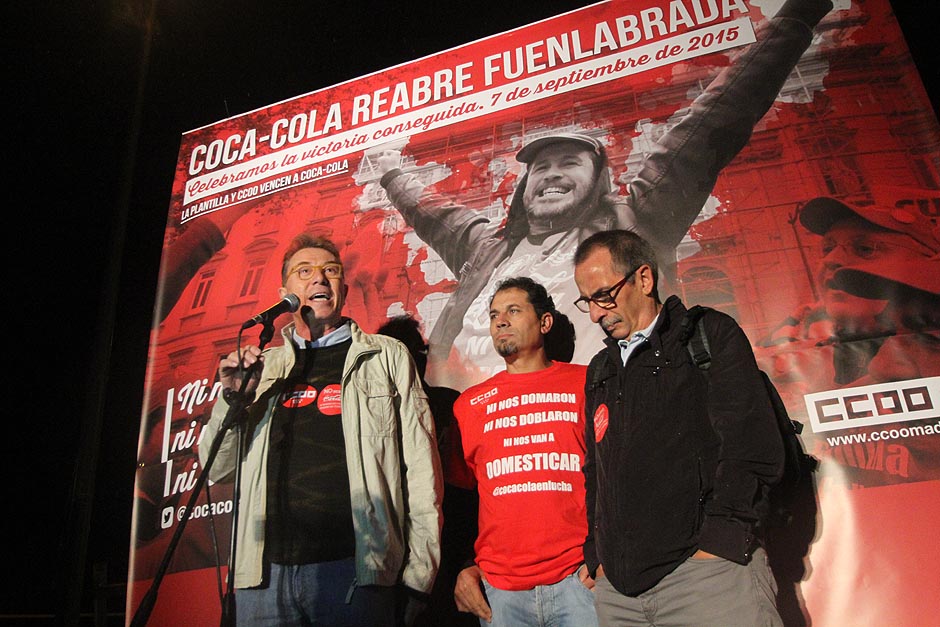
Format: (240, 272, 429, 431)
(572, 229, 784, 626)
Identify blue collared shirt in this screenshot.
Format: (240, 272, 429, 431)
(292, 319, 352, 349)
(618, 313, 660, 366)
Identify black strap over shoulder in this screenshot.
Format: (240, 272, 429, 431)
(680, 305, 713, 370)
(680, 303, 818, 495)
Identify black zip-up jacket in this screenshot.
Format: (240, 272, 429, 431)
(583, 296, 783, 596)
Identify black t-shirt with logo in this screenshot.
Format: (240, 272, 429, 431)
(265, 339, 354, 564)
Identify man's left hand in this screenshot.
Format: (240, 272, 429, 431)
(454, 565, 492, 621)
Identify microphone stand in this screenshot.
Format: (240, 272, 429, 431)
(130, 321, 277, 627)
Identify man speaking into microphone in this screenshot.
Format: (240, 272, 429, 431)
(200, 232, 443, 627)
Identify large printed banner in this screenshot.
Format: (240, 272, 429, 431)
(129, 0, 940, 624)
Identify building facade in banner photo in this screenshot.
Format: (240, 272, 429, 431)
(130, 0, 940, 625)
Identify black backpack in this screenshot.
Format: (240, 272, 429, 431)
(678, 305, 818, 528)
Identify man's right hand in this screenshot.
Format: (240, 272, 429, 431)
(454, 565, 492, 622)
(218, 345, 263, 393)
(376, 149, 403, 176)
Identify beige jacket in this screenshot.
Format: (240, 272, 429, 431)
(199, 320, 443, 593)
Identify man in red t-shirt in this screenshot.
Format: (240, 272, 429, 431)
(452, 277, 597, 626)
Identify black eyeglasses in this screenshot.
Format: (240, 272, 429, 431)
(573, 265, 641, 313)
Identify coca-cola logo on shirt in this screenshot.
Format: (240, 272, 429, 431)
(317, 383, 342, 415)
(594, 404, 609, 442)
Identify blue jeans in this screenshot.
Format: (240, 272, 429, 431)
(481, 571, 598, 627)
(235, 559, 397, 627)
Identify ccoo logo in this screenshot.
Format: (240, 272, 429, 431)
(283, 384, 318, 408)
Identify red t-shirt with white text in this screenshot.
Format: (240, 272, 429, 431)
(453, 361, 588, 590)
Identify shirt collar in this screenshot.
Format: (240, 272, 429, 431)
(293, 319, 352, 349)
(618, 312, 660, 365)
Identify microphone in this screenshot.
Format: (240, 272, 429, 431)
(241, 293, 301, 329)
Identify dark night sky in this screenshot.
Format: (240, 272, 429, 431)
(6, 0, 938, 620)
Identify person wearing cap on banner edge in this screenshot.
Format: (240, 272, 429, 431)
(376, 0, 833, 382)
(759, 193, 940, 389)
(756, 193, 940, 488)
(200, 233, 443, 627)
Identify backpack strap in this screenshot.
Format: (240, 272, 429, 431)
(680, 305, 713, 371)
(682, 304, 818, 488)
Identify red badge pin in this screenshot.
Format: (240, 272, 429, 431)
(594, 404, 609, 442)
(317, 383, 343, 415)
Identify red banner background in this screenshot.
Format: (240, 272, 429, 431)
(129, 1, 940, 624)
